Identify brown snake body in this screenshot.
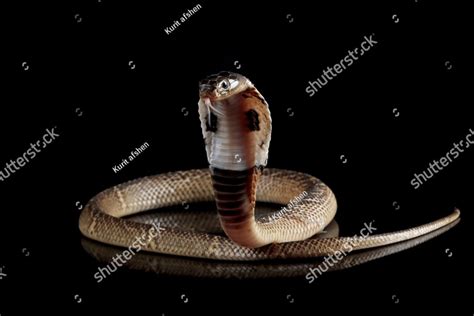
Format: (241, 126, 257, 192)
(79, 72, 460, 261)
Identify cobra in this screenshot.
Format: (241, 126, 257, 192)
(79, 71, 460, 260)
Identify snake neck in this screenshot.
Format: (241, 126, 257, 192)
(205, 90, 271, 247)
(211, 166, 263, 247)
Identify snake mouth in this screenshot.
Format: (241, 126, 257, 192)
(199, 84, 216, 99)
(203, 97, 224, 118)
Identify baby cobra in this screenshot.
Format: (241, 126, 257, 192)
(79, 71, 460, 260)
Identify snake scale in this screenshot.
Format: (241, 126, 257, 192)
(79, 71, 460, 261)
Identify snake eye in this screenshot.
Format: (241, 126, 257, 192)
(219, 80, 229, 90)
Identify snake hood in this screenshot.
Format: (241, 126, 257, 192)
(198, 71, 272, 171)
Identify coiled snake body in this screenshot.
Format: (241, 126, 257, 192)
(79, 72, 460, 261)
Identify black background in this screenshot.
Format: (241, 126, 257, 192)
(0, 0, 470, 314)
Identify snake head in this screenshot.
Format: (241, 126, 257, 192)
(199, 71, 250, 100)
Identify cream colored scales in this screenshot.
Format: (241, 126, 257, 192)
(79, 72, 460, 260)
